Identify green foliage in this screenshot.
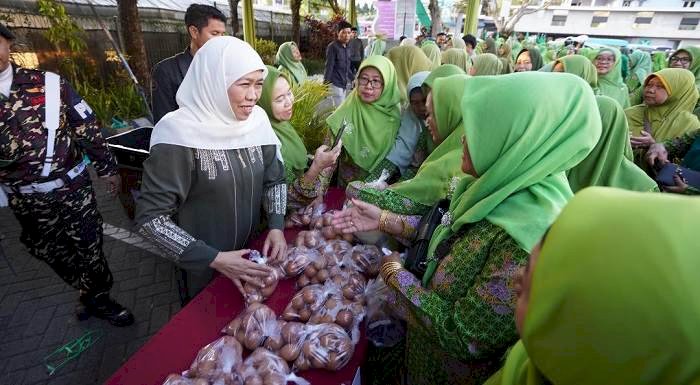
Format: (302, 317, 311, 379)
(73, 79, 146, 129)
(255, 38, 279, 65)
(290, 80, 331, 151)
(301, 58, 325, 76)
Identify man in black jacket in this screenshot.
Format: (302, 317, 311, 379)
(150, 4, 226, 123)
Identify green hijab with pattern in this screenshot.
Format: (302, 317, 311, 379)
(670, 47, 700, 90)
(258, 66, 308, 181)
(555, 55, 598, 88)
(423, 72, 602, 286)
(485, 187, 700, 385)
(567, 96, 657, 193)
(390, 75, 471, 206)
(421, 64, 467, 153)
(326, 55, 401, 173)
(421, 40, 442, 70)
(386, 45, 433, 103)
(625, 68, 700, 141)
(595, 47, 630, 108)
(628, 50, 653, 87)
(472, 53, 503, 76)
(275, 42, 307, 86)
(440, 48, 471, 73)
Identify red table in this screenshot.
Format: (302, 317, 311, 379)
(104, 189, 366, 385)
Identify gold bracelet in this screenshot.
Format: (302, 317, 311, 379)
(379, 210, 390, 232)
(380, 261, 403, 282)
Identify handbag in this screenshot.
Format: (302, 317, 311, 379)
(404, 199, 450, 278)
(655, 163, 700, 190)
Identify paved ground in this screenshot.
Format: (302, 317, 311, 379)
(0, 171, 182, 385)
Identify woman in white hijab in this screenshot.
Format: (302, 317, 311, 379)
(136, 37, 287, 300)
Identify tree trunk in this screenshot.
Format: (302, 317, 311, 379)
(291, 0, 301, 45)
(326, 0, 342, 16)
(428, 0, 442, 35)
(117, 0, 150, 86)
(229, 0, 240, 37)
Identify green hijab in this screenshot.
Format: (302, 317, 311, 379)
(486, 187, 700, 385)
(423, 72, 602, 286)
(483, 37, 498, 55)
(420, 64, 467, 153)
(258, 66, 308, 180)
(515, 48, 544, 71)
(652, 51, 667, 72)
(625, 68, 700, 141)
(472, 53, 503, 76)
(671, 47, 700, 89)
(567, 96, 657, 193)
(390, 75, 471, 206)
(326, 56, 401, 173)
(595, 47, 631, 108)
(498, 42, 514, 74)
(386, 45, 433, 103)
(421, 41, 442, 70)
(369, 36, 386, 56)
(628, 50, 653, 86)
(440, 48, 471, 73)
(275, 42, 307, 86)
(555, 55, 598, 89)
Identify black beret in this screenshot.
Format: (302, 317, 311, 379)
(0, 24, 15, 41)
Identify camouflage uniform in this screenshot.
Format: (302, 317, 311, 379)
(0, 65, 117, 295)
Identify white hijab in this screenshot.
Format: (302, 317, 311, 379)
(400, 38, 416, 47)
(150, 36, 282, 160)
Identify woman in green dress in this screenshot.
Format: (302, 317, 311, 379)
(552, 55, 598, 89)
(324, 55, 402, 187)
(469, 53, 503, 76)
(626, 50, 652, 102)
(422, 40, 442, 70)
(275, 41, 307, 87)
(386, 45, 433, 104)
(441, 48, 471, 73)
(514, 47, 544, 72)
(668, 46, 700, 117)
(333, 72, 602, 384)
(258, 66, 340, 217)
(625, 68, 700, 161)
(567, 96, 657, 193)
(485, 187, 700, 385)
(497, 42, 514, 74)
(593, 47, 631, 108)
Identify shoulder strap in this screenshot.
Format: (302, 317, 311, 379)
(41, 72, 60, 177)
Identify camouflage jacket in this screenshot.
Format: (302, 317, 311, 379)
(0, 65, 117, 187)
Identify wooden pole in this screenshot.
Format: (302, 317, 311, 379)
(243, 0, 256, 49)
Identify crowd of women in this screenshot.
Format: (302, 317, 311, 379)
(134, 33, 700, 385)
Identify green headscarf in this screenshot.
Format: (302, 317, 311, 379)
(275, 42, 307, 86)
(595, 47, 630, 108)
(498, 42, 514, 74)
(483, 37, 498, 55)
(326, 55, 401, 173)
(258, 66, 308, 181)
(472, 53, 503, 76)
(652, 51, 667, 72)
(670, 47, 700, 91)
(627, 50, 653, 89)
(423, 72, 602, 286)
(625, 68, 700, 141)
(369, 36, 386, 56)
(555, 55, 598, 88)
(420, 64, 467, 153)
(486, 187, 700, 385)
(567, 96, 657, 193)
(451, 36, 466, 49)
(440, 48, 471, 73)
(390, 75, 471, 206)
(386, 45, 433, 103)
(515, 48, 544, 71)
(421, 41, 442, 70)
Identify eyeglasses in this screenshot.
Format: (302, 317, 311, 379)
(670, 56, 691, 64)
(358, 78, 383, 88)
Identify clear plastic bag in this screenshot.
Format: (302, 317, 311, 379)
(183, 336, 243, 381)
(239, 348, 309, 385)
(289, 323, 355, 372)
(242, 251, 283, 305)
(364, 169, 391, 190)
(364, 277, 406, 348)
(279, 246, 321, 278)
(222, 303, 285, 352)
(281, 282, 342, 323)
(350, 244, 382, 277)
(294, 230, 327, 249)
(319, 240, 354, 266)
(163, 374, 210, 385)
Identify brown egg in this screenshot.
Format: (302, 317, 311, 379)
(304, 266, 318, 278)
(312, 257, 326, 270)
(244, 375, 263, 385)
(281, 322, 303, 343)
(279, 343, 301, 362)
(298, 308, 311, 322)
(291, 295, 305, 310)
(302, 289, 316, 304)
(263, 373, 287, 385)
(263, 334, 284, 351)
(309, 353, 326, 369)
(246, 330, 263, 350)
(342, 287, 356, 301)
(324, 297, 337, 310)
(321, 226, 335, 240)
(297, 274, 311, 288)
(294, 355, 310, 371)
(192, 379, 210, 385)
(335, 310, 354, 329)
(326, 352, 342, 371)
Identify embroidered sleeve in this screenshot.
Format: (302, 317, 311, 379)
(139, 215, 195, 259)
(358, 187, 432, 216)
(386, 223, 528, 361)
(261, 145, 287, 230)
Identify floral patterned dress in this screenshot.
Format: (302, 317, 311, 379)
(384, 220, 529, 385)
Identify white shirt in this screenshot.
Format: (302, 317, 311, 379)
(0, 64, 12, 98)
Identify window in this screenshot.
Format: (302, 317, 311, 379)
(591, 11, 610, 28)
(622, 0, 631, 5)
(683, 1, 696, 7)
(570, 1, 582, 5)
(680, 17, 699, 30)
(552, 15, 568, 26)
(633, 11, 654, 29)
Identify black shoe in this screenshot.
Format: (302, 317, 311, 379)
(78, 293, 135, 327)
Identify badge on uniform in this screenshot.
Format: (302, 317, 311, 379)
(73, 99, 93, 119)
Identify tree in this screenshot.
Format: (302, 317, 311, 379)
(485, 0, 551, 38)
(325, 0, 343, 16)
(428, 0, 443, 35)
(117, 0, 150, 86)
(229, 0, 240, 36)
(291, 0, 302, 44)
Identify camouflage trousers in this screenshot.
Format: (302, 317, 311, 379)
(8, 177, 113, 295)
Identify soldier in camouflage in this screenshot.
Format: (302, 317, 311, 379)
(0, 24, 134, 326)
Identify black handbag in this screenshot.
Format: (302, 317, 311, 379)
(404, 199, 450, 279)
